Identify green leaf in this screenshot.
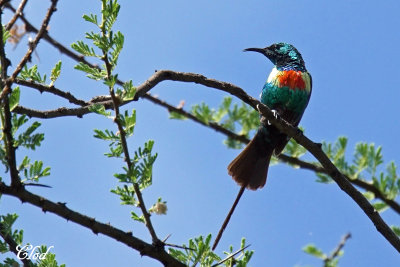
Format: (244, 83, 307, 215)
(19, 65, 47, 84)
(122, 109, 136, 136)
(2, 26, 10, 44)
(373, 201, 389, 212)
(109, 31, 124, 66)
(83, 13, 99, 25)
(93, 129, 119, 141)
(86, 31, 109, 51)
(89, 103, 112, 117)
(36, 245, 65, 267)
(23, 160, 51, 182)
(302, 244, 326, 259)
(12, 114, 44, 150)
(104, 74, 117, 88)
(74, 62, 106, 80)
(169, 111, 188, 120)
(391, 226, 400, 236)
(212, 96, 232, 122)
(131, 211, 145, 223)
(50, 60, 62, 85)
(191, 102, 212, 124)
(315, 172, 333, 184)
(9, 86, 20, 111)
(284, 138, 307, 159)
(121, 80, 136, 101)
(362, 191, 375, 200)
(101, 0, 120, 32)
(71, 40, 98, 57)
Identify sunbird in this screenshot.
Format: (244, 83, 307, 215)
(213, 43, 312, 250)
(229, 42, 312, 189)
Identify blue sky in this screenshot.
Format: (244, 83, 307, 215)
(2, 0, 400, 266)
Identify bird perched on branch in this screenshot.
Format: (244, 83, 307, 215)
(213, 42, 312, 250)
(229, 42, 312, 189)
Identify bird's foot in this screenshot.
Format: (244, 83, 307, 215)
(260, 109, 279, 126)
(267, 109, 279, 125)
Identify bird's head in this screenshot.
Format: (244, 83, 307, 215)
(244, 42, 305, 70)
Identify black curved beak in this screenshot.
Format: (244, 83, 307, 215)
(243, 47, 265, 54)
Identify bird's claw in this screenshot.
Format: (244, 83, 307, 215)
(268, 109, 279, 125)
(260, 109, 279, 126)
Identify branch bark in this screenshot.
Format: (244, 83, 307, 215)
(0, 183, 185, 267)
(5, 0, 28, 31)
(12, 70, 400, 217)
(0, 0, 58, 101)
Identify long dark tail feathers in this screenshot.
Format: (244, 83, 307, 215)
(213, 130, 273, 250)
(212, 185, 246, 251)
(227, 129, 273, 190)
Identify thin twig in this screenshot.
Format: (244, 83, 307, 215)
(101, 20, 159, 245)
(4, 2, 91, 66)
(15, 78, 88, 106)
(5, 0, 28, 31)
(324, 233, 351, 266)
(164, 242, 196, 251)
(0, 182, 186, 267)
(211, 244, 251, 267)
(0, 222, 33, 267)
(0, 0, 58, 101)
(0, 0, 10, 8)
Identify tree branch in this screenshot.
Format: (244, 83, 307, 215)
(5, 0, 28, 31)
(11, 70, 400, 217)
(0, 221, 33, 267)
(101, 27, 159, 244)
(4, 2, 91, 67)
(0, 182, 185, 267)
(95, 69, 400, 252)
(324, 233, 351, 266)
(2, 2, 398, 255)
(0, 1, 20, 188)
(256, 103, 400, 253)
(0, 0, 58, 102)
(15, 78, 88, 106)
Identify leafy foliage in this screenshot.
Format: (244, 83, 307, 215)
(314, 137, 399, 215)
(0, 214, 23, 249)
(0, 214, 64, 266)
(18, 156, 51, 183)
(9, 86, 20, 111)
(0, 113, 47, 180)
(12, 114, 44, 150)
(171, 97, 259, 149)
(35, 246, 66, 267)
(111, 140, 158, 222)
(302, 241, 345, 267)
(50, 61, 62, 86)
(20, 65, 47, 84)
(169, 235, 253, 267)
(78, 0, 159, 226)
(2, 26, 10, 45)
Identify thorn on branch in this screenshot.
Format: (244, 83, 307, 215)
(315, 142, 322, 148)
